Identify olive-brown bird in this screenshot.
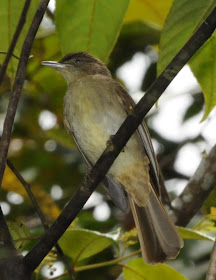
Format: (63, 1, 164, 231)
(42, 52, 183, 264)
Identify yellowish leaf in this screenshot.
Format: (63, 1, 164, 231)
(124, 0, 173, 27)
(210, 207, 216, 216)
(2, 165, 25, 195)
(2, 165, 61, 219)
(31, 185, 61, 219)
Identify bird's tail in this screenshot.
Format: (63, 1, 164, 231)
(129, 188, 183, 264)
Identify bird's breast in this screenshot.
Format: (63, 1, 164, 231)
(64, 79, 126, 162)
(63, 76, 151, 206)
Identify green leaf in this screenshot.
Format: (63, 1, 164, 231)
(0, 0, 40, 80)
(59, 228, 120, 261)
(124, 0, 173, 27)
(55, 0, 129, 62)
(8, 221, 31, 250)
(123, 258, 188, 280)
(158, 0, 216, 74)
(178, 226, 215, 241)
(190, 35, 216, 119)
(157, 0, 216, 119)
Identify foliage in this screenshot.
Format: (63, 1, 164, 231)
(0, 0, 216, 279)
(123, 258, 188, 280)
(157, 0, 216, 119)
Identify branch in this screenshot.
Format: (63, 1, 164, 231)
(0, 2, 50, 277)
(7, 160, 75, 280)
(0, 0, 31, 86)
(48, 250, 141, 280)
(0, 0, 34, 257)
(173, 145, 216, 226)
(23, 7, 216, 272)
(0, 0, 50, 188)
(0, 52, 20, 61)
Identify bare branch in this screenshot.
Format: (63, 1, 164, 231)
(0, 2, 49, 277)
(7, 160, 75, 279)
(0, 0, 32, 257)
(0, 52, 20, 61)
(0, 0, 31, 86)
(0, 0, 50, 189)
(23, 7, 216, 272)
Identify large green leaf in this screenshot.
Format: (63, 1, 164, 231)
(0, 0, 40, 81)
(124, 0, 173, 27)
(158, 0, 216, 73)
(123, 258, 188, 280)
(8, 221, 31, 250)
(190, 35, 216, 119)
(55, 0, 129, 62)
(157, 0, 216, 119)
(59, 228, 120, 261)
(178, 226, 215, 241)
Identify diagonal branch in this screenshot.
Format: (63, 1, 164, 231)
(0, 0, 43, 254)
(0, 0, 32, 86)
(0, 0, 50, 271)
(23, 6, 216, 272)
(7, 160, 75, 279)
(0, 0, 50, 189)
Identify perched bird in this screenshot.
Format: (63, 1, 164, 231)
(41, 52, 183, 264)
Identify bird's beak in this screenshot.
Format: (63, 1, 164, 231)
(41, 61, 66, 69)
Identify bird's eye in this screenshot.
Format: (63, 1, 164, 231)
(75, 58, 81, 63)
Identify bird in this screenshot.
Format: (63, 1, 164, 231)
(41, 52, 183, 264)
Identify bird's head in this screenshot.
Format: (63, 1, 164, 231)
(41, 52, 111, 84)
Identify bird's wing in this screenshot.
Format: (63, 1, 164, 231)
(114, 81, 183, 263)
(65, 124, 129, 212)
(114, 81, 161, 195)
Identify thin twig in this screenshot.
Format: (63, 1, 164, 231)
(7, 160, 47, 226)
(0, 0, 49, 188)
(75, 250, 141, 272)
(7, 160, 75, 280)
(0, 52, 20, 61)
(45, 250, 141, 280)
(0, 0, 31, 86)
(0, 0, 49, 276)
(23, 6, 216, 272)
(0, 0, 32, 255)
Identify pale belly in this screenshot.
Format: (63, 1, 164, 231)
(63, 79, 151, 206)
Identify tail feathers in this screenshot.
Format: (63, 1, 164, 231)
(129, 189, 183, 264)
